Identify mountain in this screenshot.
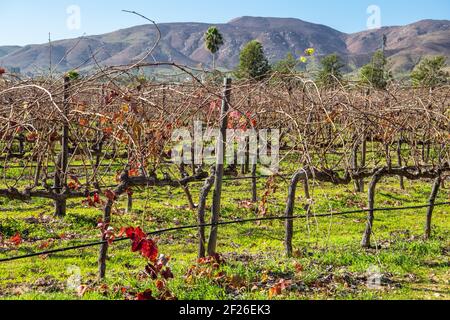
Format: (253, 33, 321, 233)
(1, 17, 449, 75)
(345, 19, 450, 72)
(0, 46, 21, 59)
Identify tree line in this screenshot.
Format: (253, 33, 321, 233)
(204, 26, 450, 88)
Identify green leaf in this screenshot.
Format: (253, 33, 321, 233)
(66, 70, 80, 81)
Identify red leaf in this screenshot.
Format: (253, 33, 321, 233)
(294, 262, 304, 273)
(268, 286, 282, 299)
(156, 280, 167, 292)
(141, 239, 158, 262)
(49, 132, 60, 142)
(38, 240, 52, 250)
(104, 189, 117, 202)
(161, 268, 174, 280)
(128, 169, 139, 177)
(100, 225, 115, 245)
(68, 181, 80, 191)
(230, 111, 241, 120)
(145, 263, 159, 280)
(0, 68, 5, 76)
(123, 227, 136, 239)
(118, 227, 127, 238)
(26, 132, 38, 142)
(93, 193, 101, 204)
(133, 227, 147, 240)
(82, 191, 102, 207)
(131, 239, 143, 253)
(103, 127, 113, 136)
(123, 227, 152, 257)
(136, 289, 154, 301)
(10, 233, 22, 246)
(79, 118, 88, 127)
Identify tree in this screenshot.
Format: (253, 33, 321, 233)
(205, 26, 224, 70)
(359, 50, 391, 89)
(235, 40, 271, 80)
(411, 56, 449, 88)
(273, 53, 298, 75)
(272, 53, 304, 89)
(316, 54, 345, 89)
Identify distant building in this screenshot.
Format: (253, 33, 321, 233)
(7, 67, 21, 74)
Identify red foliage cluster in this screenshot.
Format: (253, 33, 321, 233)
(268, 279, 293, 299)
(0, 68, 5, 76)
(227, 111, 257, 131)
(185, 254, 253, 293)
(198, 253, 226, 266)
(128, 168, 139, 177)
(144, 255, 174, 281)
(68, 175, 82, 191)
(104, 189, 117, 202)
(120, 226, 158, 262)
(120, 226, 175, 300)
(102, 127, 113, 136)
(82, 193, 103, 207)
(9, 233, 22, 246)
(49, 132, 60, 142)
(185, 253, 226, 282)
(26, 132, 39, 142)
(136, 289, 154, 300)
(97, 220, 115, 245)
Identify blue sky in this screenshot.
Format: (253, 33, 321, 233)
(1, 0, 449, 46)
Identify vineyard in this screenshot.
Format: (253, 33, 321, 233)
(0, 63, 448, 300)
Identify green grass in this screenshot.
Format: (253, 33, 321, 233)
(0, 169, 448, 300)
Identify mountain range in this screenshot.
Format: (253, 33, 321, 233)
(1, 16, 449, 75)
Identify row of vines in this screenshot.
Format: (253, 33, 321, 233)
(0, 64, 449, 299)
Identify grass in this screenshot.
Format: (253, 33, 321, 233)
(0, 168, 448, 300)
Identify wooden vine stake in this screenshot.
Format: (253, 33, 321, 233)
(54, 76, 70, 217)
(207, 78, 232, 256)
(359, 134, 367, 192)
(251, 130, 258, 203)
(352, 138, 362, 192)
(425, 175, 441, 240)
(397, 139, 405, 190)
(251, 163, 258, 203)
(284, 170, 305, 257)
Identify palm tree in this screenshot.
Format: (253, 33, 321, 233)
(205, 26, 224, 70)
